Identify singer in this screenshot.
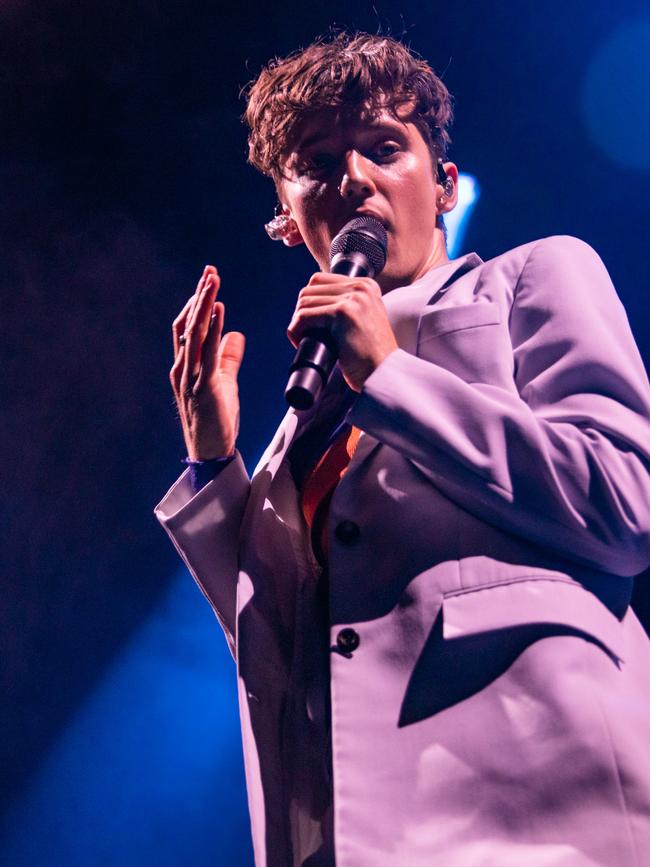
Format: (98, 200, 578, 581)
(156, 32, 650, 867)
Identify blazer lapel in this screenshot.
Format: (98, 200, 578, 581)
(382, 253, 484, 353)
(287, 364, 358, 487)
(252, 363, 355, 481)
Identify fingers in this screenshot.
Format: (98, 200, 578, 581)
(216, 330, 246, 380)
(308, 271, 357, 285)
(171, 265, 221, 400)
(198, 300, 246, 387)
(295, 294, 346, 308)
(172, 270, 203, 360)
(172, 294, 196, 357)
(298, 276, 380, 313)
(287, 295, 344, 345)
(172, 265, 220, 355)
(187, 265, 220, 332)
(290, 274, 382, 344)
(304, 277, 353, 294)
(194, 301, 224, 392)
(183, 270, 220, 380)
(287, 304, 340, 347)
(307, 272, 380, 292)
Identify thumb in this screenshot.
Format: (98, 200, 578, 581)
(217, 331, 246, 379)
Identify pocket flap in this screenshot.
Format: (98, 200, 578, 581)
(442, 579, 624, 662)
(417, 301, 500, 344)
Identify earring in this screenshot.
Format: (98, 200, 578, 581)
(437, 181, 454, 207)
(436, 159, 454, 201)
(264, 203, 293, 241)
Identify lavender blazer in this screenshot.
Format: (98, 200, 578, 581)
(156, 236, 650, 867)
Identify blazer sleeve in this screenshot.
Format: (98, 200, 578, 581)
(349, 235, 650, 576)
(154, 450, 250, 657)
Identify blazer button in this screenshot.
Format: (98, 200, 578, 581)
(336, 628, 360, 653)
(335, 520, 360, 545)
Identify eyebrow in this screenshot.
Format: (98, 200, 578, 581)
(296, 119, 407, 152)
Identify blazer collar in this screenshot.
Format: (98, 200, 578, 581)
(382, 252, 484, 354)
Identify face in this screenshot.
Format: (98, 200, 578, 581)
(277, 106, 458, 292)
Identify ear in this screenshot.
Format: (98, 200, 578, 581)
(275, 200, 305, 247)
(436, 162, 459, 216)
(273, 177, 306, 247)
(281, 211, 305, 247)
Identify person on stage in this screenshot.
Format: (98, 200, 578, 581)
(156, 31, 650, 867)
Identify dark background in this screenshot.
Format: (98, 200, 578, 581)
(2, 1, 649, 864)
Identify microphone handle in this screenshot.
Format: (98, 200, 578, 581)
(285, 256, 372, 409)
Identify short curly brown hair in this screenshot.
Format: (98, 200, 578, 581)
(243, 31, 453, 183)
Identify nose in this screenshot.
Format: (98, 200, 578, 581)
(338, 150, 376, 201)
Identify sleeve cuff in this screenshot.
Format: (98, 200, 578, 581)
(181, 454, 236, 494)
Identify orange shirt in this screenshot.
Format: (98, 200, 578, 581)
(300, 424, 361, 566)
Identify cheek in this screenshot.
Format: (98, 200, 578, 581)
(394, 187, 436, 240)
(292, 186, 335, 265)
(407, 179, 437, 214)
(296, 183, 332, 230)
(392, 156, 438, 211)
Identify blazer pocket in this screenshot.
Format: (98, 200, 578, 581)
(399, 578, 624, 727)
(417, 300, 501, 343)
(441, 577, 624, 662)
(416, 302, 515, 389)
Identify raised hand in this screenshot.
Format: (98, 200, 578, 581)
(170, 265, 246, 460)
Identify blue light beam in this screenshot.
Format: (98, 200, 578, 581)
(446, 173, 481, 258)
(0, 575, 253, 867)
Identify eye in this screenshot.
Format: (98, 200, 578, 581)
(299, 153, 337, 177)
(371, 141, 401, 161)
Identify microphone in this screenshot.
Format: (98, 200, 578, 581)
(285, 215, 388, 409)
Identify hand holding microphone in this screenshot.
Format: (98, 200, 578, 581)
(285, 215, 392, 409)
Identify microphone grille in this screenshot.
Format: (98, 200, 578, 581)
(329, 216, 388, 276)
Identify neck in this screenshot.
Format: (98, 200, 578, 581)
(379, 226, 450, 294)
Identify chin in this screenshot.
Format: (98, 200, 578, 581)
(378, 264, 412, 293)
